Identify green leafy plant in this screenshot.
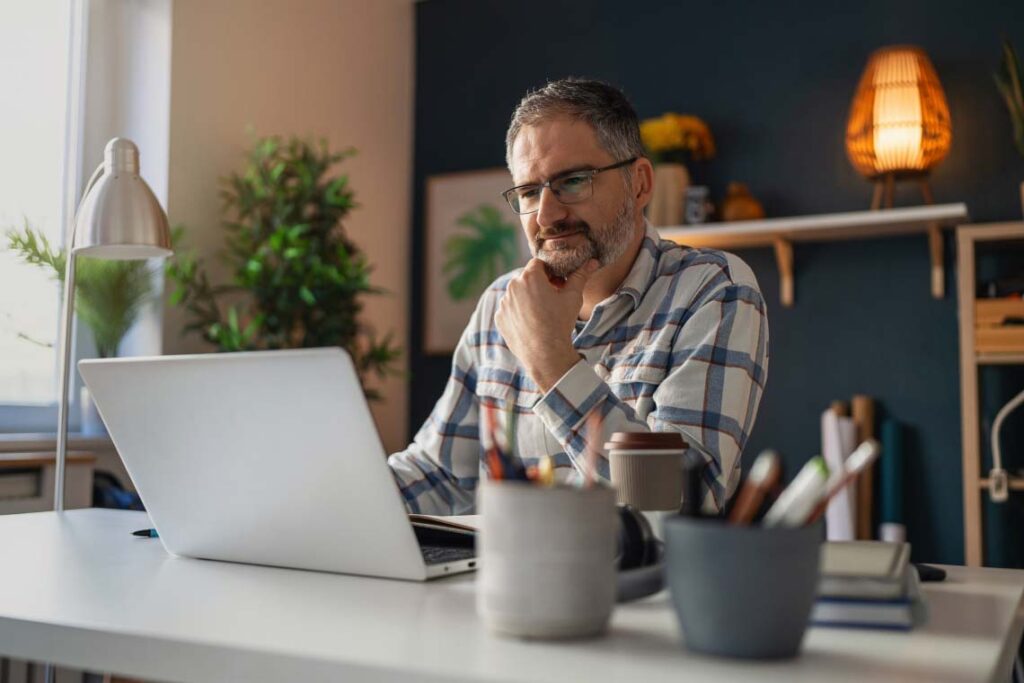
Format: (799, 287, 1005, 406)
(166, 134, 399, 397)
(996, 39, 1024, 159)
(443, 204, 519, 301)
(6, 224, 156, 358)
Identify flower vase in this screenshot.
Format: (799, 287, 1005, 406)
(648, 163, 690, 227)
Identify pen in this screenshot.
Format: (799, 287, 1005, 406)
(805, 439, 881, 525)
(728, 450, 782, 525)
(132, 528, 158, 538)
(481, 404, 504, 480)
(763, 456, 829, 528)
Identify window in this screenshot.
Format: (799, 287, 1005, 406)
(0, 2, 82, 429)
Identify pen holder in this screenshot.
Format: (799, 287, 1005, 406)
(477, 480, 617, 639)
(663, 517, 822, 659)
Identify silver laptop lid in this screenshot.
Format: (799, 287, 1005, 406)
(79, 348, 429, 581)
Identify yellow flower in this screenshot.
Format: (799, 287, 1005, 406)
(640, 112, 716, 161)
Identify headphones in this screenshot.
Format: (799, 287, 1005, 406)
(615, 504, 665, 602)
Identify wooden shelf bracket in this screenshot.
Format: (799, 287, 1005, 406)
(772, 237, 794, 307)
(929, 224, 944, 299)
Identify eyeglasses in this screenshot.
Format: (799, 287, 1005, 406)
(501, 157, 637, 215)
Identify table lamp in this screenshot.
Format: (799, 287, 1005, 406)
(53, 137, 172, 511)
(845, 45, 952, 209)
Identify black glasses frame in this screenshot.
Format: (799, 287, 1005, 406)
(502, 157, 638, 215)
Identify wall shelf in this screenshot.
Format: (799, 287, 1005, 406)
(658, 203, 969, 307)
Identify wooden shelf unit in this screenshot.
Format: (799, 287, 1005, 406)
(956, 222, 1024, 566)
(659, 203, 968, 307)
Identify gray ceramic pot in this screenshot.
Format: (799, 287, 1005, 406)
(663, 516, 822, 659)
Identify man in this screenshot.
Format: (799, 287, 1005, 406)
(389, 78, 769, 515)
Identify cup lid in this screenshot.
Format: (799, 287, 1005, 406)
(605, 431, 688, 451)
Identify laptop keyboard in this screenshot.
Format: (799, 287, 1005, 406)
(420, 543, 476, 566)
(412, 523, 476, 566)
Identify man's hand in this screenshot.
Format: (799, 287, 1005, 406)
(495, 258, 599, 392)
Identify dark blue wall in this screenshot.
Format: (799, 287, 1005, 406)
(410, 0, 1024, 565)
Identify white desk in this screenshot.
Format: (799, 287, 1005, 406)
(0, 509, 1021, 683)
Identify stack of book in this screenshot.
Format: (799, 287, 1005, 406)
(812, 541, 925, 630)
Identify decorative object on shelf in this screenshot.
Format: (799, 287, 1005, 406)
(846, 45, 952, 299)
(640, 113, 715, 226)
(49, 138, 172, 511)
(720, 182, 765, 222)
(424, 169, 529, 354)
(994, 39, 1024, 216)
(683, 185, 713, 225)
(167, 135, 399, 399)
(846, 45, 952, 210)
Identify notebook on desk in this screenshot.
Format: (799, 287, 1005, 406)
(79, 348, 477, 581)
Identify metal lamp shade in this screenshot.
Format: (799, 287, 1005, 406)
(73, 138, 171, 259)
(845, 46, 952, 178)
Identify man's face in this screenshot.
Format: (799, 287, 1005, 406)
(509, 117, 637, 279)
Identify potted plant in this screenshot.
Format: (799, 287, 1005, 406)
(6, 224, 158, 433)
(995, 38, 1024, 216)
(166, 135, 399, 398)
(639, 113, 716, 226)
(6, 225, 156, 359)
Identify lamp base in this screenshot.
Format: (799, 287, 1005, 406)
(869, 171, 933, 210)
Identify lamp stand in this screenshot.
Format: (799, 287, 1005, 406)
(869, 172, 935, 210)
(53, 250, 77, 512)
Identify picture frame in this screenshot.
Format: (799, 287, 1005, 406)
(423, 168, 529, 354)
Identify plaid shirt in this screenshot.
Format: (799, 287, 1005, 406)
(389, 222, 769, 515)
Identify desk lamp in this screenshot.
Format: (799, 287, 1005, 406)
(846, 45, 952, 209)
(53, 138, 171, 511)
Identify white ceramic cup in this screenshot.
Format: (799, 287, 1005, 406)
(476, 480, 617, 639)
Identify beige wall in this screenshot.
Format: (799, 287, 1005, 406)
(165, 0, 414, 451)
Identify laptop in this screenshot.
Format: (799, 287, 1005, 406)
(78, 347, 477, 581)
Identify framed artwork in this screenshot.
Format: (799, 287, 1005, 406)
(424, 168, 530, 354)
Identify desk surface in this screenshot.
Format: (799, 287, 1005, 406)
(0, 509, 1021, 683)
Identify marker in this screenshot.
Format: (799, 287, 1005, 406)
(728, 450, 782, 525)
(806, 439, 881, 524)
(536, 454, 555, 487)
(132, 528, 158, 538)
(763, 456, 829, 528)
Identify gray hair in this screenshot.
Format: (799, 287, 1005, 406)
(505, 78, 646, 170)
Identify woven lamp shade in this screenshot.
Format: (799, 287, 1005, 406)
(846, 46, 952, 178)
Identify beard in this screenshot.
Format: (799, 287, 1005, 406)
(533, 192, 636, 279)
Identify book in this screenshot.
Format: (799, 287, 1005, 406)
(812, 566, 924, 630)
(818, 541, 910, 600)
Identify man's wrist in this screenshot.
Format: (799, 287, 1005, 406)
(528, 346, 583, 393)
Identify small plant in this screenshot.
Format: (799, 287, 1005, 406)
(443, 204, 519, 301)
(166, 135, 399, 397)
(6, 224, 156, 358)
(995, 39, 1024, 159)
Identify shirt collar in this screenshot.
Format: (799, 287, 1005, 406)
(614, 219, 663, 311)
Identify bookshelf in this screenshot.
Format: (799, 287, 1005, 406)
(956, 222, 1024, 566)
